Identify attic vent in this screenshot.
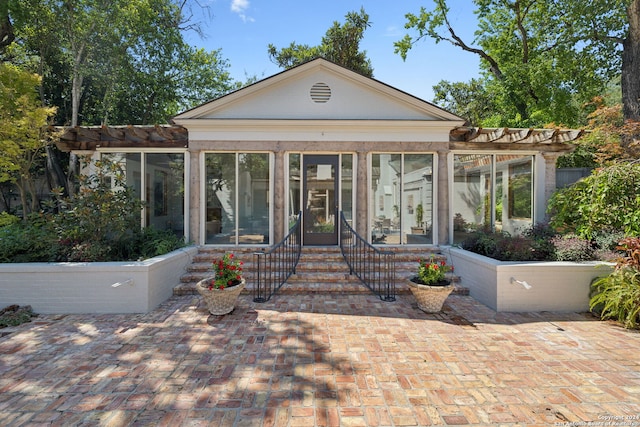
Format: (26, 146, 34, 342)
(310, 82, 331, 103)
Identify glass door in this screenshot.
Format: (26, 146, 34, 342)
(303, 155, 338, 245)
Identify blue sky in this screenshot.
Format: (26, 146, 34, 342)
(183, 0, 481, 102)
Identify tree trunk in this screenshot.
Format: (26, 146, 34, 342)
(46, 146, 68, 197)
(16, 181, 29, 221)
(622, 0, 640, 122)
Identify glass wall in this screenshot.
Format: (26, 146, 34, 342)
(205, 153, 271, 245)
(101, 152, 185, 236)
(452, 153, 533, 242)
(371, 153, 434, 245)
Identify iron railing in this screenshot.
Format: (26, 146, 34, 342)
(339, 212, 396, 301)
(253, 212, 302, 303)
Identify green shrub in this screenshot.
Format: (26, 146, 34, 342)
(590, 237, 640, 329)
(460, 228, 537, 261)
(548, 161, 640, 238)
(0, 212, 19, 227)
(1, 159, 186, 263)
(460, 223, 611, 262)
(0, 219, 57, 262)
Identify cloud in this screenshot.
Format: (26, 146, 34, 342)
(384, 25, 403, 37)
(230, 0, 254, 22)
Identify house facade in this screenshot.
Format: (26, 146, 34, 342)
(58, 59, 582, 248)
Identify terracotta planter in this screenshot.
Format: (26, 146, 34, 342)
(196, 278, 246, 315)
(407, 278, 454, 313)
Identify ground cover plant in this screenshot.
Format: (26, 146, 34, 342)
(458, 223, 621, 262)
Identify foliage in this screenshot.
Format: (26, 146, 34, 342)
(207, 253, 244, 290)
(459, 223, 618, 262)
(0, 63, 57, 215)
(7, 0, 237, 126)
(432, 78, 497, 126)
(415, 203, 424, 227)
(414, 255, 453, 286)
(268, 8, 374, 77)
(49, 158, 143, 249)
(395, 0, 626, 127)
(0, 212, 19, 227)
(460, 227, 535, 261)
(0, 215, 58, 262)
(590, 237, 640, 329)
(0, 305, 35, 328)
(0, 159, 186, 262)
(548, 161, 640, 239)
(551, 234, 594, 262)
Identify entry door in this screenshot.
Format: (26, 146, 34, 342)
(303, 155, 338, 245)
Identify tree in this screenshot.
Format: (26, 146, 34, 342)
(7, 0, 237, 126)
(0, 1, 14, 53)
(395, 0, 625, 127)
(268, 8, 374, 77)
(432, 78, 496, 126)
(0, 63, 56, 217)
(622, 1, 640, 122)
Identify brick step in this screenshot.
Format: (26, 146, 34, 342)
(173, 276, 469, 297)
(174, 245, 467, 297)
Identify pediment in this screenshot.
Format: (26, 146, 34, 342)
(174, 58, 463, 122)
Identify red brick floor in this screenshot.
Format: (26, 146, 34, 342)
(1, 293, 639, 426)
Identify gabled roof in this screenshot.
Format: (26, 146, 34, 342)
(173, 58, 465, 123)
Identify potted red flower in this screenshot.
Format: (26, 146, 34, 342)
(196, 253, 246, 315)
(408, 256, 454, 313)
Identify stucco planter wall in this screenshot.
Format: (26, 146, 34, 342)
(0, 246, 197, 314)
(445, 247, 613, 312)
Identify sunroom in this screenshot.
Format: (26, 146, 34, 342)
(57, 59, 583, 248)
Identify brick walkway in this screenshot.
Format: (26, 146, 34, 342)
(1, 293, 639, 426)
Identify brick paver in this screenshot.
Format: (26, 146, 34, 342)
(1, 293, 639, 426)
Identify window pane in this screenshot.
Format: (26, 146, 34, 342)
(101, 153, 142, 200)
(403, 154, 433, 244)
(499, 155, 533, 234)
(452, 154, 492, 243)
(205, 153, 236, 244)
(146, 153, 184, 235)
(371, 153, 401, 244)
(238, 153, 270, 244)
(289, 153, 301, 224)
(341, 154, 353, 227)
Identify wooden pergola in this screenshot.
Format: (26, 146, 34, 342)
(54, 125, 584, 153)
(450, 127, 585, 152)
(54, 125, 188, 151)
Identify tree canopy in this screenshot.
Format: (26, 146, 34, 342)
(395, 0, 632, 127)
(5, 0, 237, 126)
(0, 63, 56, 215)
(268, 8, 374, 77)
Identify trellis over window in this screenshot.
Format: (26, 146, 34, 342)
(450, 127, 586, 150)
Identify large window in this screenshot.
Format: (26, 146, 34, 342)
(205, 153, 271, 245)
(101, 152, 186, 236)
(452, 154, 533, 242)
(371, 153, 434, 245)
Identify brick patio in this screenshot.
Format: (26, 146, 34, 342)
(1, 292, 639, 426)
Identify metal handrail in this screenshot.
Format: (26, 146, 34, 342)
(253, 212, 302, 303)
(339, 212, 396, 301)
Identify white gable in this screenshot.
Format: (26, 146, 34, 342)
(174, 59, 462, 122)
